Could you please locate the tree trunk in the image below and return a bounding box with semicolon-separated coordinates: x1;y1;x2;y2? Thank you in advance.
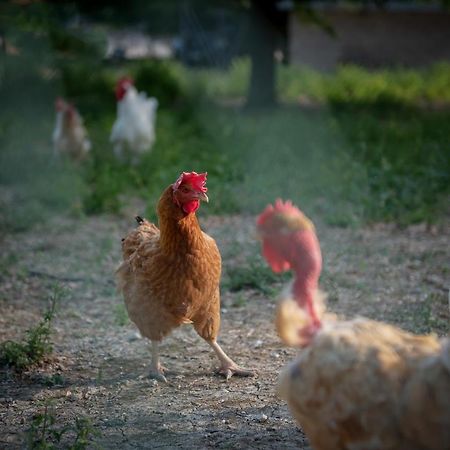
246;0;288;109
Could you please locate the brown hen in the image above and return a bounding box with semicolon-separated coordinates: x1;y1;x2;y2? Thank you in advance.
52;97;91;161
116;171;253;382
257;199;450;450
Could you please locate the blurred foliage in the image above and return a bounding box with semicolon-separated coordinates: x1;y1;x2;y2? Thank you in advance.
59;0;181;33
134;60;186;107
294;3;336;37
190;57;450;106
0;2;449;231
60;63;115;116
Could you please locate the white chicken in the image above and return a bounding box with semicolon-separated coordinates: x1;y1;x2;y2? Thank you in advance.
52;97;91;162
110;76;158;163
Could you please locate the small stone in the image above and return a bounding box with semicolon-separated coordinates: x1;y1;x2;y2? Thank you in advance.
127;331;141;342
259;414;268;423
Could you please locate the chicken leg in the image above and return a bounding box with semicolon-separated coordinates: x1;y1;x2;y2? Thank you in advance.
148;341;168;383
208;340;254;380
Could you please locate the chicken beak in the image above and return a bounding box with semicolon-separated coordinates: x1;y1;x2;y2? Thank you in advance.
197;191;209;203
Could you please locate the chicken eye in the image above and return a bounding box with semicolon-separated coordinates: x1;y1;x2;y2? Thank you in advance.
180;186;190;193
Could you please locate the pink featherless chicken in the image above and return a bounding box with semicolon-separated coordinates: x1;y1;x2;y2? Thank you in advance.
257;199;450;450
116;172;254;382
52;97;91;161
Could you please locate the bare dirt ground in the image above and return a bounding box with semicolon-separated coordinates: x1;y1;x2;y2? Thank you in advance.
0;212;449;449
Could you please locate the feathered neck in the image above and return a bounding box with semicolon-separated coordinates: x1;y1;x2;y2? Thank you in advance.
157;186;204;253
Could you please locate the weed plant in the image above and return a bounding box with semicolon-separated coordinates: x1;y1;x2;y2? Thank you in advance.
224;256;290;295
26;402;100;450
0;286;64;370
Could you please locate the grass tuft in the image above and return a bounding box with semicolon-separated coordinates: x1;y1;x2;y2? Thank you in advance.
224;257;290;295
26;402;100;450
0;286;65;371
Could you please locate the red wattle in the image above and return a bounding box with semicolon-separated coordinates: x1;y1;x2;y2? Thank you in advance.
263;241;291;273
182;200;200;214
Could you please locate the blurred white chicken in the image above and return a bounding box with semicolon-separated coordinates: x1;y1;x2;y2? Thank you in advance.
110;76;158;163
52;97;91;162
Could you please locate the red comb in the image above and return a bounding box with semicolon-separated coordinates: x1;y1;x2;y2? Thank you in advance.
257;199;302;226
173;172;208;192
115;76;134;100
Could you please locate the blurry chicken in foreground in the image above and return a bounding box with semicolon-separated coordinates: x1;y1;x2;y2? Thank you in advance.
110;76;158;163
116;172;253;382
257;199;450;450
52;97;91;162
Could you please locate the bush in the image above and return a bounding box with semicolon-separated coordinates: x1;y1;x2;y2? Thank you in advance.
133;60;186;108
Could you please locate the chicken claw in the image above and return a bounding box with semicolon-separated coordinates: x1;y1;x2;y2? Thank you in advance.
209;340;254;380
148;367;168;383
216;364;255;381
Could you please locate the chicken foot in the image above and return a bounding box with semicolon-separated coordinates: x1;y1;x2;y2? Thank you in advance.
208;340;254;380
148;341;168;383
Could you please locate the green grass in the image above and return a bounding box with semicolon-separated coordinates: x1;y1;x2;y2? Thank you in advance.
407;292;449;334
83;100;449;226
41;373;65;387
114;302;129;327
189;58;450;106
0;24;449;230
